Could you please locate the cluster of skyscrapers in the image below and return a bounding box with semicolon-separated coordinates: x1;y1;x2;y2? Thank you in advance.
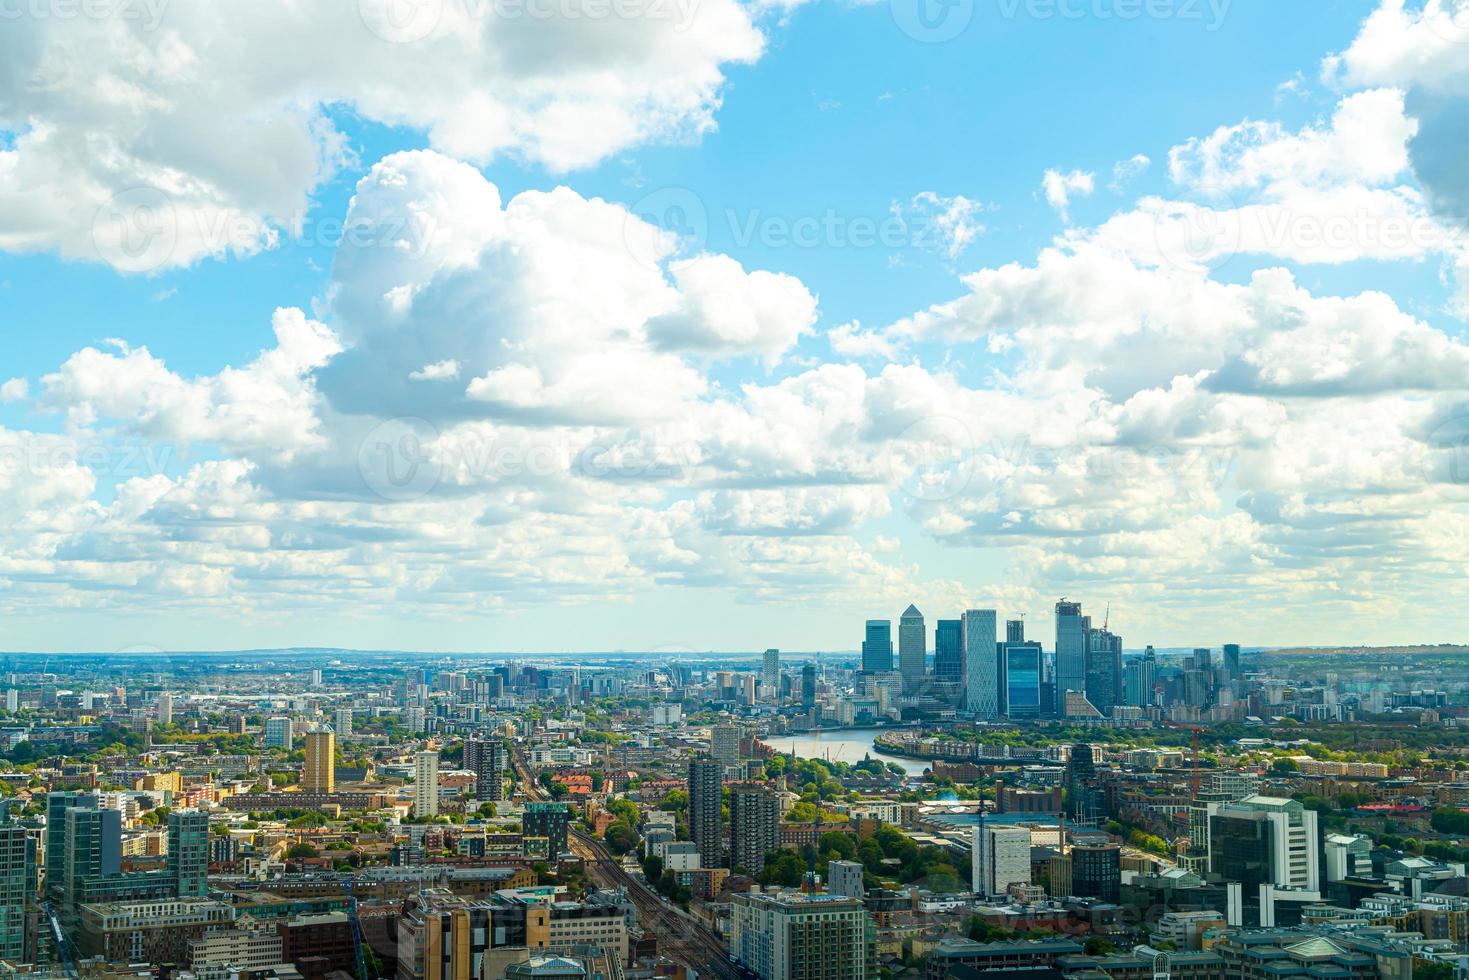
860;599;1128;720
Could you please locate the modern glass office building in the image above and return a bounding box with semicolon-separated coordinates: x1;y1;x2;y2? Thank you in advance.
861;620;893;672
934;620;963;684
1001;642;1043;718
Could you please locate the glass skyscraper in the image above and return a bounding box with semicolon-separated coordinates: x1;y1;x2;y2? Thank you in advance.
1054;600;1086;711
1001;642;1043;718
961;609;998;719
0;808;30;961
861;620;893;673
168;810;209;898
897;605;925;692
934;620;963;684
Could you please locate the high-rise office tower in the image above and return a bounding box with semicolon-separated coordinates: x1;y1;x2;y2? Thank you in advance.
1000;640;1043;718
729;784;780;874
730;892;877;980
264;716;293;750
898;604;926;693
1084;626;1123;716
1065;744;1101;823
762;649;780;701
0;808;27;962
168;810;208;898
961;609;998;719
688;757;724;869
1123;646;1158;707
464;737;506;802
1223;643;1241;682
45;791;89;905
333;707;353;737
934;620;963;684
801;663;817;708
1006;619;1025;644
1207;795;1320;895
303;729;335;793
861;620;893;673
156;691;172;726
57;805;122;928
711;724;741;770
413;751;439;818
972;820;1031;897
1054;600;1086;710
523;802;572;861
1071;843;1121;903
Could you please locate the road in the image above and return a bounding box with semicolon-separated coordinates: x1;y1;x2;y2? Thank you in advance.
512;747;743;979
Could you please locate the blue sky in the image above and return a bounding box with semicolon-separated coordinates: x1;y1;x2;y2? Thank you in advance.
3;0;1469;652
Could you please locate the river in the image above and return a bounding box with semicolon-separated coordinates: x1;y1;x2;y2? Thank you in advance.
776;727;929;777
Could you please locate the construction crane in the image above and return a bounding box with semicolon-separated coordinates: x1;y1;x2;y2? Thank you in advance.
344;879;368;980
1164;720;1207;798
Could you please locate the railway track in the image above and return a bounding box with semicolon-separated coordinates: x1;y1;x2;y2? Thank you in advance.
570;827;742;980
512;747;743;978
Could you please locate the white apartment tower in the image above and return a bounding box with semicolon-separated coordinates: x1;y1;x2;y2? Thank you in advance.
414;751;440;818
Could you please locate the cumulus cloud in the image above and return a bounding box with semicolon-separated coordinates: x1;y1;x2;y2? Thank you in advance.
1041;169;1095;222
0;0;765;270
11;49;1469;642
905;192;986;259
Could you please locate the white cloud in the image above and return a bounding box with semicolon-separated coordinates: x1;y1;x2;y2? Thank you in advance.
0;1;766;271
0;379;27;403
410;360;462;382
646;254;818;366
39;307;340;462
1041;169;1095;222
1110;154;1151;193
1168;88;1415;193
906;192;986;259
11;103;1469;641
828;321;900;361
